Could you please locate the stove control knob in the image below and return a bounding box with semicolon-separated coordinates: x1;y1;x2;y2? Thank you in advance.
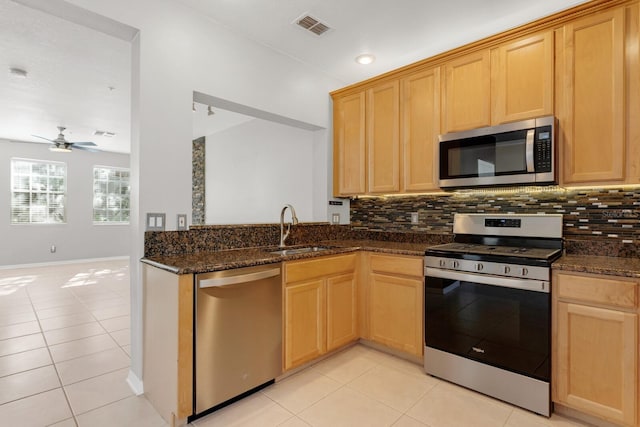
521;267;529;276
439;259;446;267
504;266;511;274
475;263;483;271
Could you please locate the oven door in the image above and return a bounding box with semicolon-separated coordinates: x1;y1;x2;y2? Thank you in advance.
424;267;550;382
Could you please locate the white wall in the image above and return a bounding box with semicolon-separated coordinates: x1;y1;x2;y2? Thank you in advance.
0;139;130;266
57;0;345;392
205;119;318;224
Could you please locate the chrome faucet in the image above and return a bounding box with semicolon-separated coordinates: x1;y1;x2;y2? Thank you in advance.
279;204;299;248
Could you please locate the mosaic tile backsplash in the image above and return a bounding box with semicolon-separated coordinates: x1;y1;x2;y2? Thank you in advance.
350;186;639;257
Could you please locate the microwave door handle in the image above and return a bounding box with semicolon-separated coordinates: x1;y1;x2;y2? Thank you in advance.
525;129;535;172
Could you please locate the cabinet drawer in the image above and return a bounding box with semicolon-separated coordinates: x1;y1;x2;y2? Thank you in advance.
369;254;423;277
285;254;356;284
554;271;638;309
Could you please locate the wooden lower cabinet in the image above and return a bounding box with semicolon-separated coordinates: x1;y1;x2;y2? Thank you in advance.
553;270;639;427
365;253;424;358
284;279;325;369
283;254;358;370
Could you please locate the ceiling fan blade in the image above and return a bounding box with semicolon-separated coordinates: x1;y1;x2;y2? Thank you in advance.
71;141;97;146
31;134;56;143
72;145;100;152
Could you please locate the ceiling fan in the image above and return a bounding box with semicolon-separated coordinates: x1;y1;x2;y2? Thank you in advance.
32;126;98;152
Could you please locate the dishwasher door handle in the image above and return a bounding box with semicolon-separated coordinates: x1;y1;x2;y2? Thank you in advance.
198;267;281;288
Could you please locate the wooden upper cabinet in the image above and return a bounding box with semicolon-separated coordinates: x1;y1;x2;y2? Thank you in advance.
558;7;625;184
442;50;491;133
333;91;366;196
401;67;441;192
367;81;400;193
491;31;554;124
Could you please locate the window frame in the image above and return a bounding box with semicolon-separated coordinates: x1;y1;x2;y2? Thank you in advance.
92;165;131;225
10;158;68;225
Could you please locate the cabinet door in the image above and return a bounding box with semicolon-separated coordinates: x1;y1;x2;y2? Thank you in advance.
369;272;423;357
367;81;400;193
284;280;325;370
491;31;553;124
559;8;625;184
333;91;366;196
442;50;491;133
555;301;637;426
401;68;441;192
326;273;358;351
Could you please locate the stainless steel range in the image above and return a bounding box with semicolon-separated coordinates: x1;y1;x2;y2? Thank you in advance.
424;213;563;416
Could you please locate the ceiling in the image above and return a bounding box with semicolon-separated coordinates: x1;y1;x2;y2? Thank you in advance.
176;0;590;83
0;0;131;153
2;0;591;154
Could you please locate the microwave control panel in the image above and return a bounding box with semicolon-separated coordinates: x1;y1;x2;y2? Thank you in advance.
534;125;553;172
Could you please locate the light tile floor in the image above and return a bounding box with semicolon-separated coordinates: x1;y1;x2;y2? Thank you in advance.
0;260;592;427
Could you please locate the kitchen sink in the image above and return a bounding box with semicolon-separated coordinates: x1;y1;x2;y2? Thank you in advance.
269;246;332;256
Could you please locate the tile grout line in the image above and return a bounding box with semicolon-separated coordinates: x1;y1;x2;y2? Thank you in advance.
26;274;84;427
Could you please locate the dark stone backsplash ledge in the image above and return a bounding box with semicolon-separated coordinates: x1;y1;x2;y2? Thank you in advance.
144;223;451;258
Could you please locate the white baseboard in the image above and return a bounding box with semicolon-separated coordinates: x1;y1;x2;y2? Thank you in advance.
127;369;144;396
0;255;129;270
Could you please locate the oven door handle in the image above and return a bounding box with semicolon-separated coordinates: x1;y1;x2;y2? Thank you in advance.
425;268;549;293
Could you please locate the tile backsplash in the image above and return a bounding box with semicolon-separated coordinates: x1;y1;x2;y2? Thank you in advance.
350;186;639;256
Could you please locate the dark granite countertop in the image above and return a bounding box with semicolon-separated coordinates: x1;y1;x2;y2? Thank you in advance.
553;254;640;279
141;239;432;275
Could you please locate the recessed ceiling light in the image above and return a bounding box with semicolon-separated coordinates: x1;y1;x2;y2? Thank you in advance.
355;54;375;65
8;67;28;78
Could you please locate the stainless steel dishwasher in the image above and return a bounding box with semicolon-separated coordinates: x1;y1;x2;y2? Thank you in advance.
193;264;282;418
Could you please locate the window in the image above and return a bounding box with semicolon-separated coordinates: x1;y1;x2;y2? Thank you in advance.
11;159;67;224
93;166;130;223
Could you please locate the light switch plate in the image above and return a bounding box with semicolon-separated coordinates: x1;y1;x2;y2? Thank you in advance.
332;213;340;224
146;213;166;231
411;212;419;224
177;214;187;231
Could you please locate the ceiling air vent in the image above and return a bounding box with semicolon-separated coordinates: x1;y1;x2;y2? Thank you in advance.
294;13;331;36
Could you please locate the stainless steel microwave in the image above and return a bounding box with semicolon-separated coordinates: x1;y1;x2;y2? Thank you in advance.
438;116;556;189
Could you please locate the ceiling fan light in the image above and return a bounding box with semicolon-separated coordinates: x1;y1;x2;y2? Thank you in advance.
49;145;72;153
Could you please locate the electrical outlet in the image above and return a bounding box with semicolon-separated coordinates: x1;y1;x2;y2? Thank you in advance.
411;212;419;224
146;213;166;231
332;213;340;224
177;214;187;231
